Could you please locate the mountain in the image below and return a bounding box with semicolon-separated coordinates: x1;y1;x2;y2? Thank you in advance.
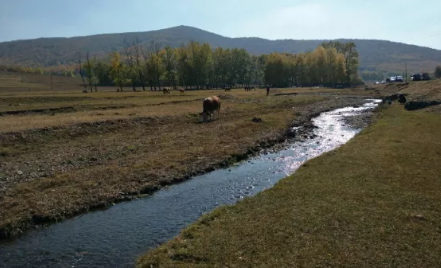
1;25;440;76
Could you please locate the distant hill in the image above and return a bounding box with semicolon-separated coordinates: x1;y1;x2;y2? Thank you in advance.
1;25;440;76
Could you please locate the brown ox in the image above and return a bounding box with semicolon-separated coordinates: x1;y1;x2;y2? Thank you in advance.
163;88;170;94
179;88;185;94
201;96;221;122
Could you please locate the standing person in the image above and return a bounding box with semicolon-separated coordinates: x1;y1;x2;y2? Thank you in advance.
266;86;270;96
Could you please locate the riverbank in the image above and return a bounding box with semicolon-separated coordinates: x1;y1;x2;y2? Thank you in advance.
138;104;441;267
0;92;370;239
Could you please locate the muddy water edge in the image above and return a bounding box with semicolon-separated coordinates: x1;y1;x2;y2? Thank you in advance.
0;98;381;268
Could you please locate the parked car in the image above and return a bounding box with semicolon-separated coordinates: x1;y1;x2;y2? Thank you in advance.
381;80;386;84
390;76;396;82
396;76;404;82
411;73;430;81
375;81;380;85
422;73;431;80
411;74;422;81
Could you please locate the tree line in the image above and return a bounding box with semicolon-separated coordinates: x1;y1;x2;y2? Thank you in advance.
76;40;362;92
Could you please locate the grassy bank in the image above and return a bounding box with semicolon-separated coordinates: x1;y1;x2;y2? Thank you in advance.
138;104;441;267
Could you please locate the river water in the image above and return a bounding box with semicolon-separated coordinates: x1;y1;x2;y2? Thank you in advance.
0;100;381;268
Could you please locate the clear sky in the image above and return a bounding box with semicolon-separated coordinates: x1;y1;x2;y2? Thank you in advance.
1;0;440;49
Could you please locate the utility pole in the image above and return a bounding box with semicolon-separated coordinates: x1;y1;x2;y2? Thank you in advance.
405;63;408;83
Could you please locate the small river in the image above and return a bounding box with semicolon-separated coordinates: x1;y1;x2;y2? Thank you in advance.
0;100;381;268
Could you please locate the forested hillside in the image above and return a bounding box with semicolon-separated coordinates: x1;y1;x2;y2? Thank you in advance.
1;25;440;79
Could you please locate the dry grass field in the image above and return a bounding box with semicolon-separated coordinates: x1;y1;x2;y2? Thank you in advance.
2;72;347;238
